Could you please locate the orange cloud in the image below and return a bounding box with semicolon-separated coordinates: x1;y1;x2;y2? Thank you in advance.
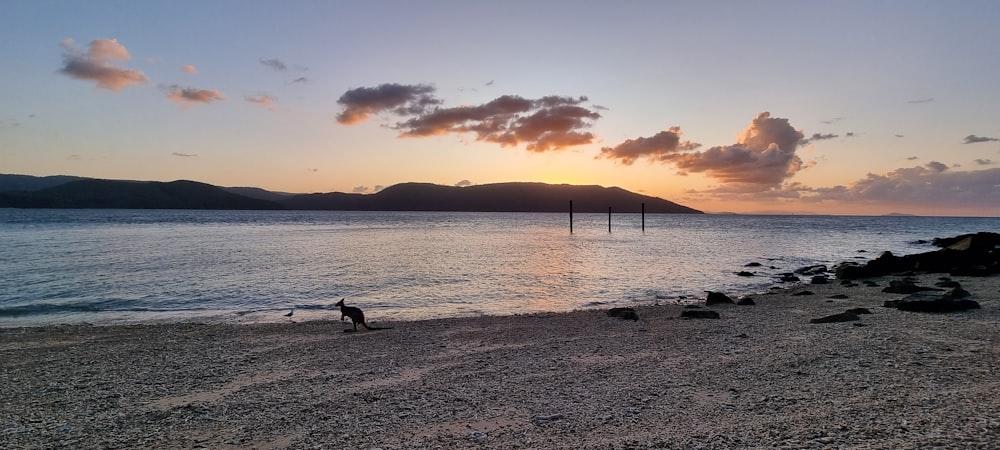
597;127;701;164
182;64;198;74
59;38;148;91
245;94;278;111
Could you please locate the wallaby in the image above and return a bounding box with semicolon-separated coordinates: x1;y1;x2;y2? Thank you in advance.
335;299;392;332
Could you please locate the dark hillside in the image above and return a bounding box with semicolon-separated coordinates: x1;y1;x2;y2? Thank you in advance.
280;182;702;213
0;179;284;210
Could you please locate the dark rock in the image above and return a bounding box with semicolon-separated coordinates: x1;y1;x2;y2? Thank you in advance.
885;286;978;312
845;307;873;315
684;305;702;309
829;294;849;299
810;276;830;285
737;271;755;277
835;263;866;279
795;265;829;276
777;273;800;283
886;293;981;313
934;279;961;288
810;311;860;324
863;280;879;287
745;262;763;267
945;286;971;299
951;265;993;277
736;297;756;306
681;310;720;319
882;279;943;294
607;307;639;321
705;291;735;306
792;290;815;296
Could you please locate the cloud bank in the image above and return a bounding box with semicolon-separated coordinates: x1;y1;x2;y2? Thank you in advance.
602;112;805;190
59;38;148;91
804;164;1000;209
336;83;602;152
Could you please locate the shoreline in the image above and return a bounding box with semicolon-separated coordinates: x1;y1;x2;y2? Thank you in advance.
2;272;998;448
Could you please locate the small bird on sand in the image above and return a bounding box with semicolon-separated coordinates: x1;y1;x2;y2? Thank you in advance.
284;309;294;317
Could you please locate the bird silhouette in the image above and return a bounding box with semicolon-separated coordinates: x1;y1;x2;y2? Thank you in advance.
284;309;294;317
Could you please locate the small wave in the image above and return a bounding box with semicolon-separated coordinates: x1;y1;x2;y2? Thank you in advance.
0;300;215;318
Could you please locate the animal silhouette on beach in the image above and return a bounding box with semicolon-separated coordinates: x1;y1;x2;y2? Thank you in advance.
335;299;392;332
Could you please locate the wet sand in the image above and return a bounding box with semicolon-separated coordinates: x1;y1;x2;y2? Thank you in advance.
2;273;999;449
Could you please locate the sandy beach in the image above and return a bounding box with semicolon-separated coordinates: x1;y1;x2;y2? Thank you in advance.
2;272;998;449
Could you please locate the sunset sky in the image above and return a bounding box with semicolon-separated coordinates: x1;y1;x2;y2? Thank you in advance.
2;1;999;216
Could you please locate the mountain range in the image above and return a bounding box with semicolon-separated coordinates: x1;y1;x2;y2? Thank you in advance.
0;174;703;214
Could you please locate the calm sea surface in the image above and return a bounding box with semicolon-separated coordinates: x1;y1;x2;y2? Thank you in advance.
1;209;997;326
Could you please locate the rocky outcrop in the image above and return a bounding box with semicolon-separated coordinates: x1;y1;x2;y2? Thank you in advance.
884;285;980;313
837;232;1000;279
705;291;735;306
607;307;639;321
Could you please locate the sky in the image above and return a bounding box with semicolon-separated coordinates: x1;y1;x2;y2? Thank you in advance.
2;0;999;216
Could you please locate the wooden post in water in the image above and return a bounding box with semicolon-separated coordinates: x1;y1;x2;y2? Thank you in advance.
641;202;645;232
608;206;612;233
569;200;574;234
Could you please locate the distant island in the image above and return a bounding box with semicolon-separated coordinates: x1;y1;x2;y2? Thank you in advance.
0;174;703;214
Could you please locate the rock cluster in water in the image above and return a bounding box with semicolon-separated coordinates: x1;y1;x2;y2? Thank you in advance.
836;232;1000;279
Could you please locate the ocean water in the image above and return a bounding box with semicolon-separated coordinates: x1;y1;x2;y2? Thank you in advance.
1;209;997;326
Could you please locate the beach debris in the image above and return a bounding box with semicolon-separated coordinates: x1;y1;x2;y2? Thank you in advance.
532;414;565;425
810;311;860;324
284;309;294;317
467;431;489;443
606;307;639;321
705;291;734;305
681;310;720;319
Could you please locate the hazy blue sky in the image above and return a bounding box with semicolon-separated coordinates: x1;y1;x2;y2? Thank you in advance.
2;0;999;215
